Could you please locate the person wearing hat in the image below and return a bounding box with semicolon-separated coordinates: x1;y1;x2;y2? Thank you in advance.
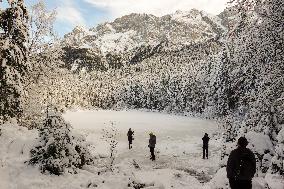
226;137;256;189
148;132;156;161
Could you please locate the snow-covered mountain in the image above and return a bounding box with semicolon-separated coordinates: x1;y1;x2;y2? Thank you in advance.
61;9;228;71
90;9;226;53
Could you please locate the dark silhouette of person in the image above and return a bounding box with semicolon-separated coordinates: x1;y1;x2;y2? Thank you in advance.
202;133;210;159
127;128;134;149
227;137;256;189
148;132;156;161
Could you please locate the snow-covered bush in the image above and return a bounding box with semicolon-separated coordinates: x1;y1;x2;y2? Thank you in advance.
29;113;93;175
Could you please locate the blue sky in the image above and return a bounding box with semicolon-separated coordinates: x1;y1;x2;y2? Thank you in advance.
28;0;111;36
1;0;228;36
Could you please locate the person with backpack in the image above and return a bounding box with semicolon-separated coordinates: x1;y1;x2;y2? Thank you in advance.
226;137;256;189
127;128;134;149
148;132;156;161
202;133;210;159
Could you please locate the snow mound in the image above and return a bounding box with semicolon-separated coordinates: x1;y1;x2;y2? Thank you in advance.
246;131;274;154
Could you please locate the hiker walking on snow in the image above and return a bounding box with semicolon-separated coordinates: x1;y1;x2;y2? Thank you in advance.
148;133;156;161
202;133;210;159
227;137;256;189
127;128;134;149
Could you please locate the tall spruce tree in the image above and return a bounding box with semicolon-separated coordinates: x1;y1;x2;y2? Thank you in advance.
0;0;29;122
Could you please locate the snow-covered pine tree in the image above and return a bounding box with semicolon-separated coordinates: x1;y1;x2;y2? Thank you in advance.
29;111;93;175
213;49;231;117
0;0;29;122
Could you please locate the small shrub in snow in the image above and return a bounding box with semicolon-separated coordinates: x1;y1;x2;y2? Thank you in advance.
102;122;118;171
29;113;93;175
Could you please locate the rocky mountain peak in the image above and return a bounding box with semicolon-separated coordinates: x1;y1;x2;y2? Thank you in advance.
74;9;225;53
61;8;229;72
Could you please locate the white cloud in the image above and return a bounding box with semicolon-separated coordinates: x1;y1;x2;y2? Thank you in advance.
84;0;229;19
56;0;86;27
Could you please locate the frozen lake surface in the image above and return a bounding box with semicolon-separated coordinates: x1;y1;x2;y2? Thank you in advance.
64;109;220;157
64;110;222;186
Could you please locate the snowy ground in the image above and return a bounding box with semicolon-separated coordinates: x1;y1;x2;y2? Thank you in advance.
0;110;282;189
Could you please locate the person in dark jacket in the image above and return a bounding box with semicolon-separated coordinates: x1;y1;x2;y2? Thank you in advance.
227;137;256;189
148;133;156;161
127;128;134;149
202;133;210;159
